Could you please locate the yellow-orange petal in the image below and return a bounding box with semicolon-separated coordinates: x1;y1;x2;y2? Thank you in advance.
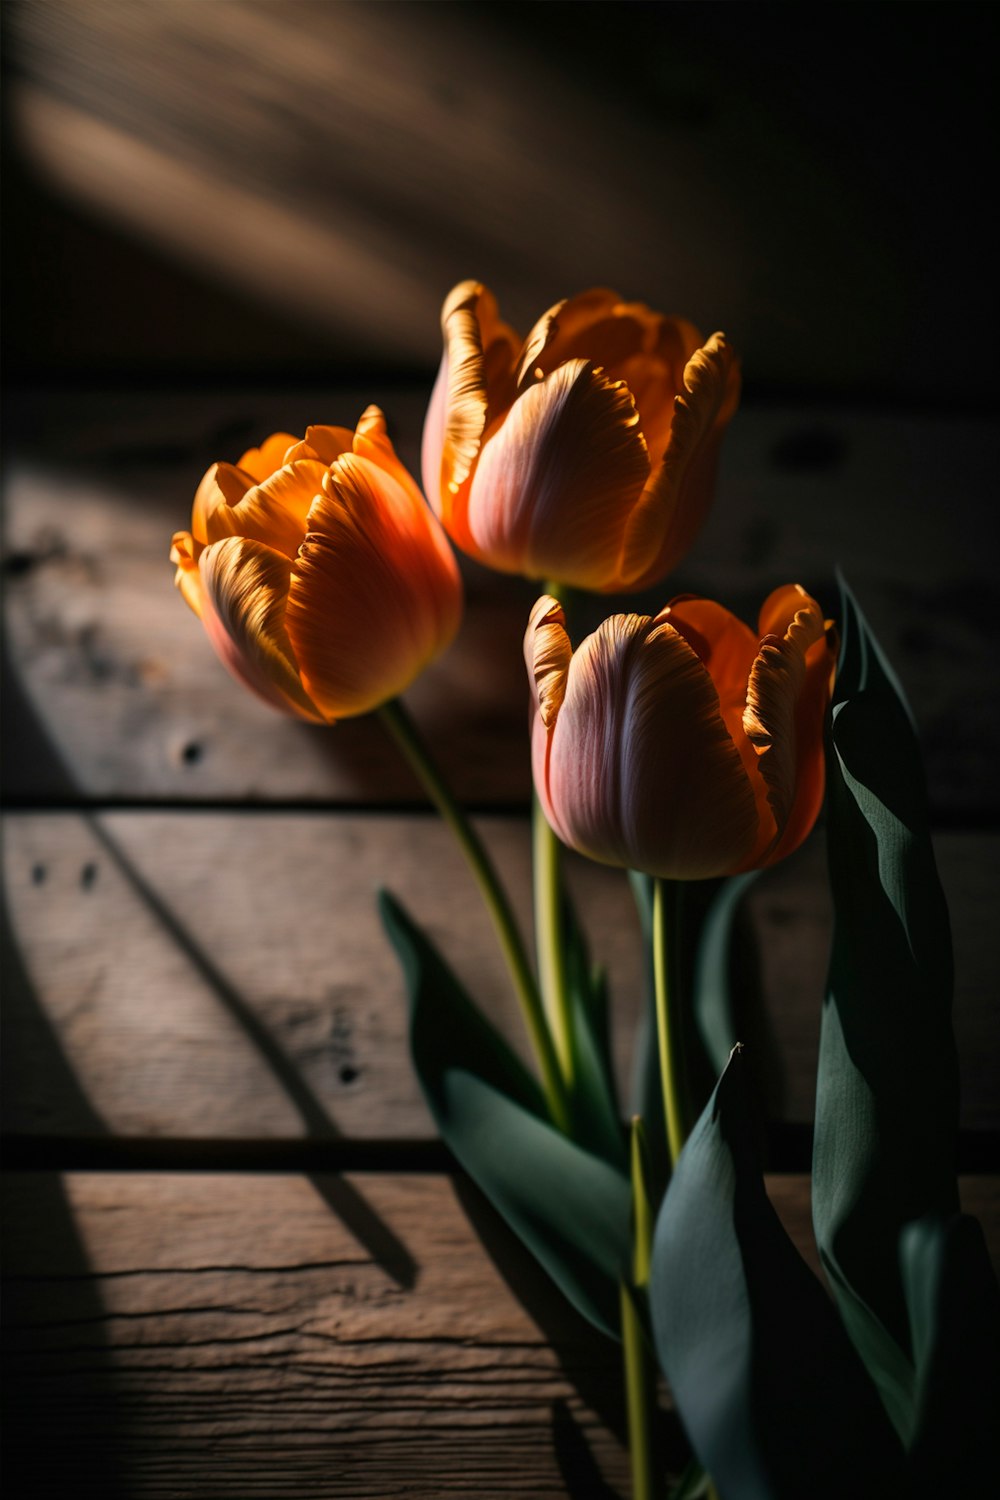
204;459;327;559
524;595;572;729
742;590;827;850
198;536;324;721
283;425;355;466
192;462;254;545
170;530;206;618
763;619;836;866
544;614;758;879
437;280;494;499
237;432;300;482
619;332;740;587
285;451;461;719
515;289;621;388
467;358;650;590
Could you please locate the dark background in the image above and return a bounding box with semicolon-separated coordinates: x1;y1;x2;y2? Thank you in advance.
3;1;995;405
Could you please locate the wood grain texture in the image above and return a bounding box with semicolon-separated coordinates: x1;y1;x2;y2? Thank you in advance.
9;0;983;398
3;813;996;1142
4;1171;996;1498
4;391;995;814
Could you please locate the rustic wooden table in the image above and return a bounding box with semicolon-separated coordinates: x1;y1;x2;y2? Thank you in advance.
2;386;997;1497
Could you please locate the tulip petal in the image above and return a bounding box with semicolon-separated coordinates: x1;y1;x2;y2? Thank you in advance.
282;425;355;466
285;452;461;719
662;594;775;851
198;536;323;721
524;595;572;729
192;462;254;545
515;289;621;387
204;459;327;560
619;332;741;587
237;432;299;482
743;590;828;857
170;529;206;618
543;615;758;880
467;359;650;590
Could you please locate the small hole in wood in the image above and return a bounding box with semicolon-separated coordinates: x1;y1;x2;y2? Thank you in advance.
32;864;47;885
181;741;203;765
80;863;98;890
339;1064;360;1086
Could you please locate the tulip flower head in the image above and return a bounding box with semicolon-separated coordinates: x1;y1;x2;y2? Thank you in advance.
171;408;462;721
526;587;836;880
423;281;740;593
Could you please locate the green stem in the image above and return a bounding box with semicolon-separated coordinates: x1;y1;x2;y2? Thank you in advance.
532;795;575;1087
378;698;569;1133
621;1282;656;1500
653;878;687;1167
622;1117;656;1500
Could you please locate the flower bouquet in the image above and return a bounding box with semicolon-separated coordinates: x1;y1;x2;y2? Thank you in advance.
171;283;997;1497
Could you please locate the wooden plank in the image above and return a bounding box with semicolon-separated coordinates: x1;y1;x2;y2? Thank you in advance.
4;391;995;813
4;813;996;1141
0;1171;634;1497
8;2;981;399
3;1171;997;1498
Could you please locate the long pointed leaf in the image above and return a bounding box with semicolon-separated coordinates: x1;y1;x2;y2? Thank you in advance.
650;1047;904;1500
813;579;959;1440
900;1214;1000;1492
381;891;630;1340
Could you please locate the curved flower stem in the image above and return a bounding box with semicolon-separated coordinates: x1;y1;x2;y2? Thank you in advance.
622;1117;656;1500
378;697;569;1133
532;795;575;1088
653;877;688;1167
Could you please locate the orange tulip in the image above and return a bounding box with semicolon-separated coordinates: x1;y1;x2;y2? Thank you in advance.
422;281;740;593
526;587;836;880
171;408;462;721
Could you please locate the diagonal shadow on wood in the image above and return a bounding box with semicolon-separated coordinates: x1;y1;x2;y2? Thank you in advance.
2;888;129;1496
454;1175;693;1492
85;815;417;1289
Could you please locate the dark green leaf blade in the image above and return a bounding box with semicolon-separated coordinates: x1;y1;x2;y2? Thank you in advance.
900;1214;1000;1493
650;1047;904;1500
561;882;627;1170
692;871;758;1075
380;890;630;1340
813;579;959;1440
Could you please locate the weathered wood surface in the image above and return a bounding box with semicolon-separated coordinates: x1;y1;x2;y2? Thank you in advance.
4;390;995;815
4;1171;997;1499
8;1;987;400
3;813;997;1142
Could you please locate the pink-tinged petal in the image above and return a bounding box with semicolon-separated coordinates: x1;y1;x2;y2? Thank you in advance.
170;530;206;618
544;616;758;879
204;459;327;559
619;332;741;587
192;462;254;545
524;595;572;728
467;359;650;589
283;425;355;465
285;452;461;719
237;432;300;482
198;536;324;721
741;593;827;861
421;350;449;518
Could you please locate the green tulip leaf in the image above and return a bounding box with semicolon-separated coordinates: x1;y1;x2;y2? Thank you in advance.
900;1214;1000;1492
561;882;627;1171
650;1047;904;1500
813;578;959;1441
692;871;759;1075
380;890;630;1340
